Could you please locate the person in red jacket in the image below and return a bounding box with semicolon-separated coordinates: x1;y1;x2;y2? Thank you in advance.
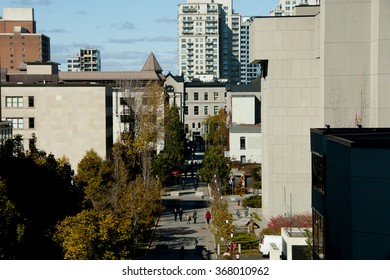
205;210;211;224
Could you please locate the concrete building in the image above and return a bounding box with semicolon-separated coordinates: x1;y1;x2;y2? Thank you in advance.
226;80;262;164
279;0;320;16
0;8;50;72
250;0;390;220
177;0;240;83
311;128;390;260
1;63;112;170
60;52;166;148
239;17;260;85
281;227;309;260
228;124;261;164
183;80;228;140
67;48;101;72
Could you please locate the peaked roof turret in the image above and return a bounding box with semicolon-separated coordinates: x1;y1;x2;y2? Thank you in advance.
142;52;163;74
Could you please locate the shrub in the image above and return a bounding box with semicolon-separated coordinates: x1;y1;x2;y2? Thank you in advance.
261;213;312;235
242;195;261;208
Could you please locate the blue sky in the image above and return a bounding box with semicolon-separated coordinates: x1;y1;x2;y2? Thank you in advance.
1;0;278;74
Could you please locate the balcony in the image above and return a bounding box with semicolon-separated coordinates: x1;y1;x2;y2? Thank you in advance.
182;6;197;13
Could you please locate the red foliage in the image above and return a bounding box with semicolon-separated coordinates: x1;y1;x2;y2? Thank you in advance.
263;213;312;235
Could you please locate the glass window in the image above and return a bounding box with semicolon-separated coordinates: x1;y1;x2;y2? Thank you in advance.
194;92;199;101
6;97;23;108
240;137;246;150
184;106;188;115
204;92;208;101
6;118;24;129
204;105;208;115
312;153;326;194
194;106;199;115
313;209;325;260
214;106;219;115
214;92;219;101
29;118;35;129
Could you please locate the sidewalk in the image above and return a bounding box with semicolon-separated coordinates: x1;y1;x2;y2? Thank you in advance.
143;180;217;260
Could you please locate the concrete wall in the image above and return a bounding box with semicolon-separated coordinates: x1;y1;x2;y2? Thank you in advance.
229;130;261;164
231;95;256;124
250;14;320;220
2;85;112;170
250;0;390;221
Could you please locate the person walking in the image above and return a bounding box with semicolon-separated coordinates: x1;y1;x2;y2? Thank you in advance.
205;210;211;224
193;210;198;224
174;207;178;221
179;208;183;221
186;212;191;224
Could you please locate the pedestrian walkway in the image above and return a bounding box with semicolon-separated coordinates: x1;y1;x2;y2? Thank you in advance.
143;180;216;260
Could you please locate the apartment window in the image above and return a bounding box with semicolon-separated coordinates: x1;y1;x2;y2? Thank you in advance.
214;106;219;115
6;118;24;129
198;122;201;129
194;92;199;101
194;106;199;115
204;105;208;115
6;97;23;108
312;153;326;195
184;106;188;115
240;155;246;164
192;122;195;129
28;96;34;107
29;118;35;129
204;92;208;101
214;92;219;101
240;137;246;150
313;210;325;260
119;97;129;106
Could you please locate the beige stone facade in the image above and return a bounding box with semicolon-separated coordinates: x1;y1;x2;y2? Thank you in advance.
250;0;390;220
1;84;112;170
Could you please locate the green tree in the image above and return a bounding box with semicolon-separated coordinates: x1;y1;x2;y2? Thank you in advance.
0;180;26;259
204;109;228;148
153;105;185;183
199;145;230;187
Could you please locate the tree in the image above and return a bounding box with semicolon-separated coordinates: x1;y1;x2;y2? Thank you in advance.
204;109;228;148
0;135;81;259
0;180;26;259
152;105;185;183
199;145;230;187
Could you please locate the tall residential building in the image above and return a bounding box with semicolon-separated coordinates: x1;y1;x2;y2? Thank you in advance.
279;0;320;16
178;0;241;83
250;1;390;221
67;48;101;72
239;17;260;84
0;8;50;72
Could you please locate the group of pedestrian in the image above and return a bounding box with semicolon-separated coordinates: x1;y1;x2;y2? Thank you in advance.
173;206;211;225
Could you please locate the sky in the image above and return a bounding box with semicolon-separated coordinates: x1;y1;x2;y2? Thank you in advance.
0;0;279;74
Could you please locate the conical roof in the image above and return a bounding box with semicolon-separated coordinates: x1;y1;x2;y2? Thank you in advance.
142;52;163;73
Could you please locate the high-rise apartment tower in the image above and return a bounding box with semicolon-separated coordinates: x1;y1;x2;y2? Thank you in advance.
178;0;241;83
67;48;101;72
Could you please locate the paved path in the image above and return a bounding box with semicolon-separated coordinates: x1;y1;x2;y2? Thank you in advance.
143;181;216;260
142;177;265;260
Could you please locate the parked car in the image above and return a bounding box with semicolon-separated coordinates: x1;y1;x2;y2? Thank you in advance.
259;235;282;257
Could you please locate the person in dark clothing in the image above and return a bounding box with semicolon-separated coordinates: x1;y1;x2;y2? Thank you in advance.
179;208;184;221
174;207;178;221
